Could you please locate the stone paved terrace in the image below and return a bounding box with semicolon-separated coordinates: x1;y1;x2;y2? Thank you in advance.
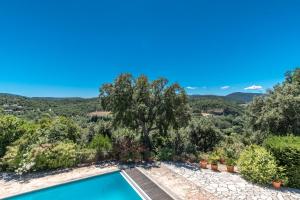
163;162;300;200
139;164;218;200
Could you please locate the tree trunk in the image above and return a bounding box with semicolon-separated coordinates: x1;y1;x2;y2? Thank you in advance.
141;126;151;160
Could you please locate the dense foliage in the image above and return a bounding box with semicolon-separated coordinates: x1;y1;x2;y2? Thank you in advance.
247;68;300;136
264;136;300;188
0;115;29;157
0;69;299;189
237;145;277;184
100;74;190;158
187;118;222;152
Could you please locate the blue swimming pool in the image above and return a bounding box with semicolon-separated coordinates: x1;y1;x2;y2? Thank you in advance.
6;171;142;200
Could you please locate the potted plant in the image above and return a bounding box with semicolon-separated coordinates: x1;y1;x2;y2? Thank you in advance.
198;152;209;169
225;158;236;173
208;151;220;171
215;147;226;164
272;167;287;189
224;147;237;173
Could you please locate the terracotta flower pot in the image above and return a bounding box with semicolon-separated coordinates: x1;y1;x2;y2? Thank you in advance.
226;165;234;173
272;181;281;189
200;160;208;169
211;164;218;171
220;158;225;164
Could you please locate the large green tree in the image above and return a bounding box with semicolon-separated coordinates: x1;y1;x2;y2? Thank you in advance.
99;74;190;154
247;68;300;135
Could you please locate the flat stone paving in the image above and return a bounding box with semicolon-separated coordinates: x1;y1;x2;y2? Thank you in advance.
140;164;218;200
164;162;300;200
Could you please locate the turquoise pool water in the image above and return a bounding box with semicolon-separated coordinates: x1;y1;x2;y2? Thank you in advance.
6;172;142;200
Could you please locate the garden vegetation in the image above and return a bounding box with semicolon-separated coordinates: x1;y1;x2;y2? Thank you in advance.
0;68;299;189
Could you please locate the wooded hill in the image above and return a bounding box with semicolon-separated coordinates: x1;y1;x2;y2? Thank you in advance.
0;92;263;119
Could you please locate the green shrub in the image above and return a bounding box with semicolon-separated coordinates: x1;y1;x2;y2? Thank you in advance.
0;115;29;157
187;118;223;152
33;142;77;170
156;147;174;161
76;148;97;164
237;145;277;185
1;145;22;171
90;134;112;160
264;136;300;188
112;128;141;162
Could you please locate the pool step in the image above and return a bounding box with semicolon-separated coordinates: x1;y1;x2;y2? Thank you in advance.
123;167;174;200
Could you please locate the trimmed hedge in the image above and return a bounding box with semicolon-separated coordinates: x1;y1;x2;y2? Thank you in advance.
264;136;300;188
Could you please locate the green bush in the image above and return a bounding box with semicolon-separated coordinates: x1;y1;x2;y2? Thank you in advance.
76;148;97;164
1;145;22;171
264;136;300;188
237;145;277;185
187;118;223;152
0;115;29;157
156;147;174;161
90;134;112;159
33;142;77;170
112;128;142;162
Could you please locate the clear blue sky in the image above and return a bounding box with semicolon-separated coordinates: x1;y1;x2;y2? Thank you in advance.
0;0;299;97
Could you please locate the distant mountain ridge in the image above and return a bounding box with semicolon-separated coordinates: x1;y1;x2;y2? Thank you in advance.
0;92;264;103
0;93;101;119
189;92;264;104
0;92;264;118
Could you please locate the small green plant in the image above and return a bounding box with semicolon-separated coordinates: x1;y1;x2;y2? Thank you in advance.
215;147;225;159
273;166;288;184
198;152;209;161
208;151;220;165
225;147;238;166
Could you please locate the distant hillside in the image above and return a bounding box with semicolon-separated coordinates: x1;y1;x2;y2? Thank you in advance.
189;92;264;104
188;92;264;116
0;92;264;119
225;92;264;103
0;93;102;119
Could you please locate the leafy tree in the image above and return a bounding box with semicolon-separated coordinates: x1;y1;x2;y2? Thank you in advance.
100;74;190;156
247;68;300;135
